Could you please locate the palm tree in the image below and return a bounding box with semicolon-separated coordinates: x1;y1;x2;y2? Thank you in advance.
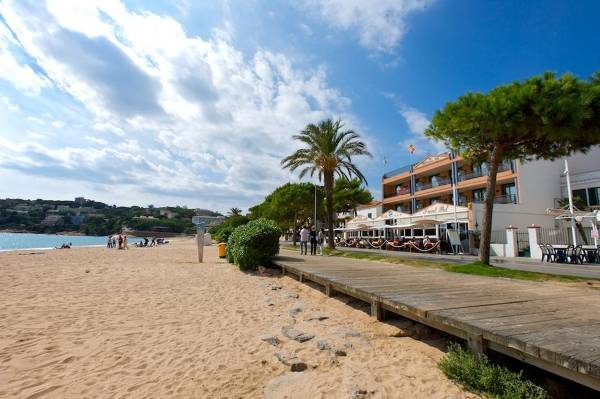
281;119;372;248
228;207;242;217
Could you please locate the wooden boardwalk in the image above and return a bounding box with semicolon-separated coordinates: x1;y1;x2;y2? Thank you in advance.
273;252;600;391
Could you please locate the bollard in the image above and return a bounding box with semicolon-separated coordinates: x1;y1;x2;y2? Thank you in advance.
196;225;205;263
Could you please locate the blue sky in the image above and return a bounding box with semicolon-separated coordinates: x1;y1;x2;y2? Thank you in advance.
1;0;599;212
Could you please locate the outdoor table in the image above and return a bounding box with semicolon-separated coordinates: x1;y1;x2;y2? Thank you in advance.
550;245;598;264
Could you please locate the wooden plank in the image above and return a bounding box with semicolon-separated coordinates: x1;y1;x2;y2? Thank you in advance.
272;254;600;390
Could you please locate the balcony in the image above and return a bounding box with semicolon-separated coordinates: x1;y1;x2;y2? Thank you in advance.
471;194;518;205
458;162;512;182
383;165;411;179
415;177;451;192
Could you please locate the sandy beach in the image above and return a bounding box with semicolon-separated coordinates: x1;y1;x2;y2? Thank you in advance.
0;239;475;398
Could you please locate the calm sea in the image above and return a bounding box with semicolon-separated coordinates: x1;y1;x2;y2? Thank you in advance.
0;232;140;251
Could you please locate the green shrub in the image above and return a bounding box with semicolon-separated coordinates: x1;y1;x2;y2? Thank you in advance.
438;343;548;399
226;218;281;270
211;215;249;242
226;227;238;263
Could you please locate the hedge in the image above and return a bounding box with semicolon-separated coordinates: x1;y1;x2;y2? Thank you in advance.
226;218;281;270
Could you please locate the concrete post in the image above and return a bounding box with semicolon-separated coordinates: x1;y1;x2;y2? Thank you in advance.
505;226;518;258
528;225;542;260
196;229;204;263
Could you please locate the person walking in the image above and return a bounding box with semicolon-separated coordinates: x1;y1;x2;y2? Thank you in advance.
107;235;112;248
317;228;325;255
310;226;317;255
299;226;310;255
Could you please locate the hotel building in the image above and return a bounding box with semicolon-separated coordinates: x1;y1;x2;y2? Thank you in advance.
381;147;600;232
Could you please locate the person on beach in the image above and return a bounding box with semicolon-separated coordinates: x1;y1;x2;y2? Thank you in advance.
107;235;112;248
118;234;123;249
299;226;309;255
310;226;317;255
112;236;117;248
318;228;325;256
123;234;128;249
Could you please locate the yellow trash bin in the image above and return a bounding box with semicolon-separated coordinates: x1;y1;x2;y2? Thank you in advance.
218;243;227;258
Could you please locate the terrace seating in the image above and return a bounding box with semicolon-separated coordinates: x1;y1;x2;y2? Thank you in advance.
539;244;553;263
571;245;586;264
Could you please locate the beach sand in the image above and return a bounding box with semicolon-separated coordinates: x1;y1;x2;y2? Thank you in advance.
0;239;475;398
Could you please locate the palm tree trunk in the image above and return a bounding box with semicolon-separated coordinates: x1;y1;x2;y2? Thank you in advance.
479;145;504;264
324;171;335;249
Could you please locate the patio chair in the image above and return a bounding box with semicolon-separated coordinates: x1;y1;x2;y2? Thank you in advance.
547;245;561;263
564;245;574;263
570;245;585;264
540;244;555;263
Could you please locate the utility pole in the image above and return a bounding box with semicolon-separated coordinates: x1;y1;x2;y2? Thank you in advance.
314;184;317;229
564;159;578;246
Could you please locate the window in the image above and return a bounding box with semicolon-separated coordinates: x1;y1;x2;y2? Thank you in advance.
473;163;488;177
588;187;600;206
472;188;486;202
502;183;517;203
572;189;588;205
367;213;372;219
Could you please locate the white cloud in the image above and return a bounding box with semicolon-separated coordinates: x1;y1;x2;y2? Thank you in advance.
1;96;20;112
299;0;434;52
399;106;445;155
0;0;357;211
0;23;51;94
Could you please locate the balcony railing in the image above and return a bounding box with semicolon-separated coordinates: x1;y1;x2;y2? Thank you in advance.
415;177;451;192
383;165;412;179
471;194;517;204
384;186;410;199
457;162;512;182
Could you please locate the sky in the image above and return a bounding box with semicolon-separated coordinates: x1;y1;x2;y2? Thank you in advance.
1;0;599;212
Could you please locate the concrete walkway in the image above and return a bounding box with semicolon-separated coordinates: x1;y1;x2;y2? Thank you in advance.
335;247;600;279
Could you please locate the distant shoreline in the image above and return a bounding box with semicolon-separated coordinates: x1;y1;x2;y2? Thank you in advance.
0;229;90;236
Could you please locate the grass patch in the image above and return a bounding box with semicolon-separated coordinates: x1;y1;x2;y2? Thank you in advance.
438;343;548;399
279;243;594;282
444;261;586;282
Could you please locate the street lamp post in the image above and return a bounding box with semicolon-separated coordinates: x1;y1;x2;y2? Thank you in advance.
564;159;578;246
314;184;317;230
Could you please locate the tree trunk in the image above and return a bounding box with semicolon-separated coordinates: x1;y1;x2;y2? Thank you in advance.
479;145;504;265
292;210;298;246
324;171;335;249
576;222;589;245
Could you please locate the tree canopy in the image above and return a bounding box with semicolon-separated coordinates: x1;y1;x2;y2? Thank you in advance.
281;119;372;247
332;177;373;214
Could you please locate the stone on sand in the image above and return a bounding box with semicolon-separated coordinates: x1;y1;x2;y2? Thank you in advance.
303;313;329;322
275;352;307;372
282;326;314;343
260;334;280;346
288;302;304;317
336;328;360;338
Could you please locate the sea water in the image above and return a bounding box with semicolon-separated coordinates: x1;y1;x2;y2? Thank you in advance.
0;232;140;251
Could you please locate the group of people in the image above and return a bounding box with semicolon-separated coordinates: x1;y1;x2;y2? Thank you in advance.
107;234;128;250
298;226;325;255
134;237;168;247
